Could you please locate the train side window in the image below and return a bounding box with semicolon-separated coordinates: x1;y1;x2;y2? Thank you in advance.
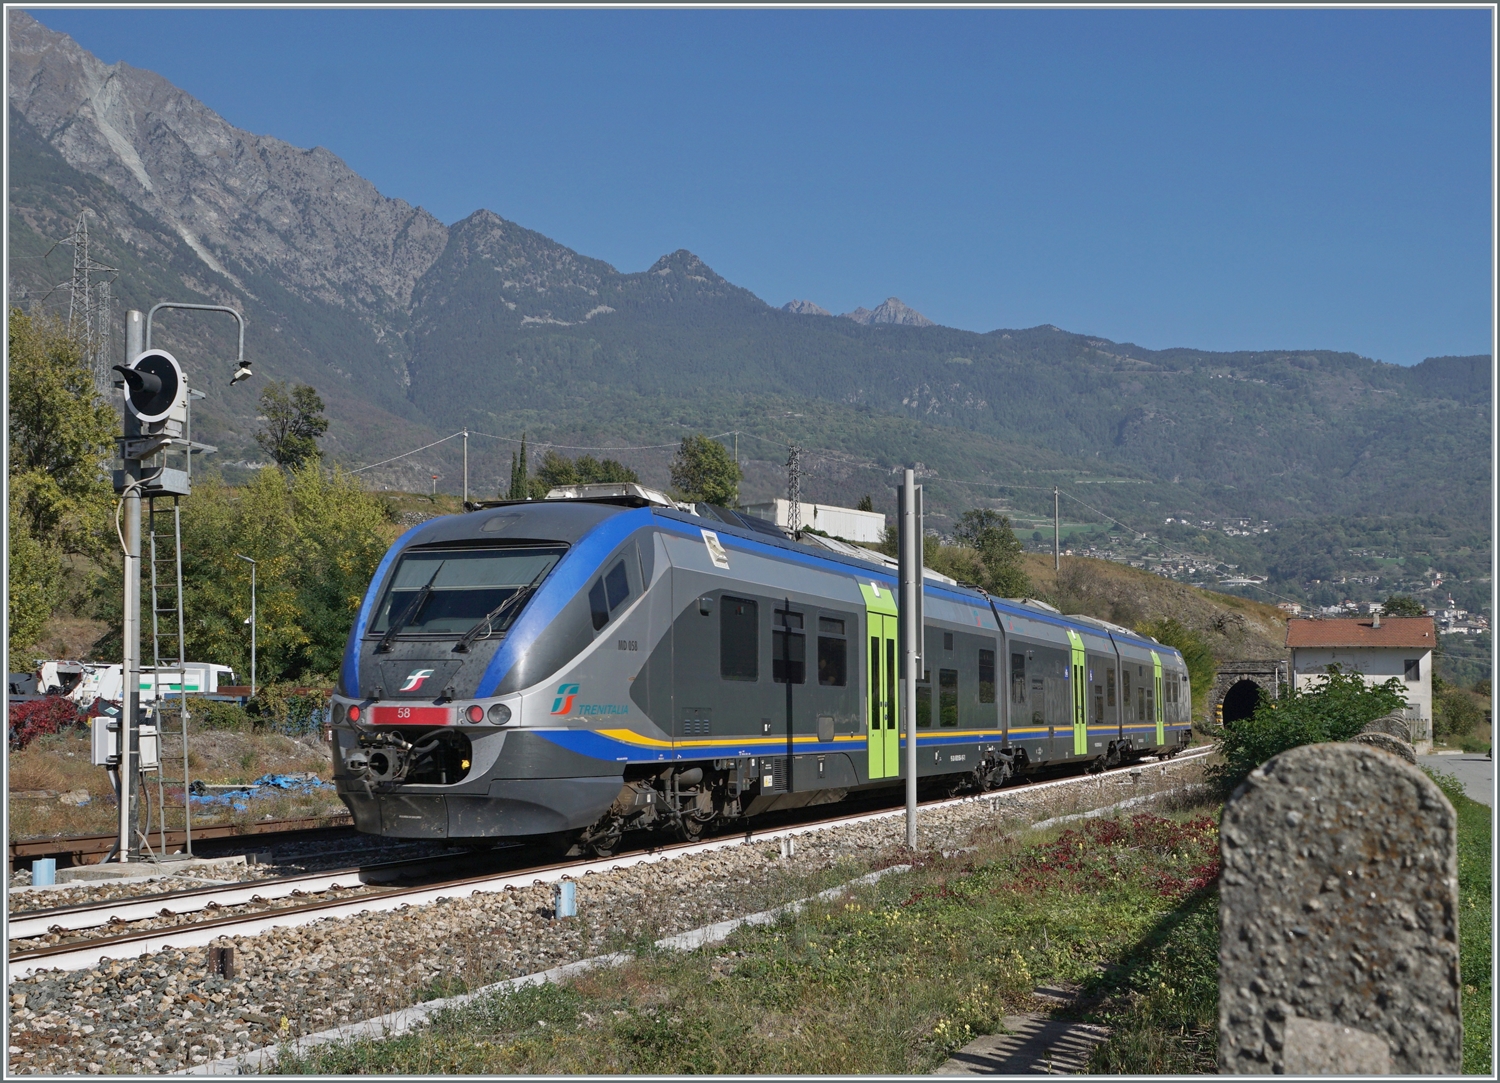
917;669;932;728
943;631;954;651
818;634;847;686
939;669;959;727
720;596;759;681
773;609;806;684
978;649;996;704
1122;670;1132;719
588;580;610;631
1011;653;1026;703
604;560;630;612
1094;683;1104;722
1106;668;1116;707
818;616;845;634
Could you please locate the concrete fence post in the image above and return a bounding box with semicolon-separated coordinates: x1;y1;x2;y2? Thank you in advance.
1218;741;1462;1074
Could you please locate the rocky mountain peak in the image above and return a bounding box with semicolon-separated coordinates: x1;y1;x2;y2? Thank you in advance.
842;297;935;327
7;9;448;314
782;299;832;316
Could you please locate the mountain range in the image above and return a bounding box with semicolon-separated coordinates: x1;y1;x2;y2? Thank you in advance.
6;10;1491;563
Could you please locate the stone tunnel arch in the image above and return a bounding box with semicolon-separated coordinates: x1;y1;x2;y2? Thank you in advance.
1209;660;1289;728
1221;679;1265;725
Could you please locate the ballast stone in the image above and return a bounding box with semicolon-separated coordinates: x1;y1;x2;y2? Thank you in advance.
1217;742;1461;1074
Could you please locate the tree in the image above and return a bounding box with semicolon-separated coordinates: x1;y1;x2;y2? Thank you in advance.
507;434;550;499
857;494;874;513
1208;664;1408;795
254;381;328;469
1136;617;1216;717
7;309;114;658
952;509;1030;598
96;463;395;683
6;308;115;551
669;434;741;506
535;450;639;490
954;509;1005;547
1381;594;1426;617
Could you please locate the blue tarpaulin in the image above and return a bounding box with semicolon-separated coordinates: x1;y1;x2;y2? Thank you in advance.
187;773;333;809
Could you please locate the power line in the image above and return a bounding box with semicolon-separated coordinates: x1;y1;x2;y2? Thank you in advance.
346;431;465;474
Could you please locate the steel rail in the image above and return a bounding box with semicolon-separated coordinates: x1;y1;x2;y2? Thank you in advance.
10;747;1209;977
8;846;518;940
8;814;355;867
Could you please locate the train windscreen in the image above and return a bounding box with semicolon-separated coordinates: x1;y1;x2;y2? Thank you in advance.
370;547;566;636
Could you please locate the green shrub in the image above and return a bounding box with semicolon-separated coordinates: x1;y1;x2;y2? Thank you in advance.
246;680;331;735
1209;665;1408;796
1434;686;1484;741
1135;617;1217;718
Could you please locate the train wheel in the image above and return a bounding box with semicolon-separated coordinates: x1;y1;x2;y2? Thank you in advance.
675;815;706;842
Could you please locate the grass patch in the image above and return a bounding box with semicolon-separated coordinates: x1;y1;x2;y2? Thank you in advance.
1427;768;1494;1075
274;806;1224;1075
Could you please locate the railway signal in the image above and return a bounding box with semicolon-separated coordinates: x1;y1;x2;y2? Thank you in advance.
109;302;247;864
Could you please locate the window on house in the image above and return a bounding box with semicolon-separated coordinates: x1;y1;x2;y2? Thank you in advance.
720;596;758;681
1404;658;1421;682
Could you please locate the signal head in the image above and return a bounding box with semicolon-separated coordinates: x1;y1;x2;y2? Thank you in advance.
118;349;185;424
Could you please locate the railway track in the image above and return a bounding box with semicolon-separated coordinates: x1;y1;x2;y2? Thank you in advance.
7;814;356;871
8;748;1210;978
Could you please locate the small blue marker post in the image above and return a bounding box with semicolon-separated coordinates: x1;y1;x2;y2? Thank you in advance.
32;858;56;886
554;879;576;919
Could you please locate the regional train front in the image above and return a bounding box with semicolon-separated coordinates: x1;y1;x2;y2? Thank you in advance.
326;497;652;845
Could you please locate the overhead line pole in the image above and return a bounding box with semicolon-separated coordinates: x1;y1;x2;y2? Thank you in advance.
898;468;922;850
1054;486;1061;571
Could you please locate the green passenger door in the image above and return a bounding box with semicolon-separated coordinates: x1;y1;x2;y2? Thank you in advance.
1151;650;1164;745
860;582;900;780
1066;630;1087;755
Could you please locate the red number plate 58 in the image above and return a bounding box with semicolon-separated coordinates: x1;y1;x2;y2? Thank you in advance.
372;705;453;726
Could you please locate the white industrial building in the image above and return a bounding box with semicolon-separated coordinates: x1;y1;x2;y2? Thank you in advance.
740;499;886;544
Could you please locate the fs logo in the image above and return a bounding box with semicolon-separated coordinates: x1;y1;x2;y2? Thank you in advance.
399;668;436;693
551;683;580;715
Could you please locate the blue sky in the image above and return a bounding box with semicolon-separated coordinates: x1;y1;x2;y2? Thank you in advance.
27;7;1495;365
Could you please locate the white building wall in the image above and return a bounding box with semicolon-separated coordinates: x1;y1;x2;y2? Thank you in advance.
741;499;887;544
1290;646;1433;726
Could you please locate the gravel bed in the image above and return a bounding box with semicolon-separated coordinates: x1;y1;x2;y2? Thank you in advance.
7;758;1204;1075
9;870;267;912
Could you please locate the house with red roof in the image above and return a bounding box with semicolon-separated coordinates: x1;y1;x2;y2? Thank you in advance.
1285;615;1436;751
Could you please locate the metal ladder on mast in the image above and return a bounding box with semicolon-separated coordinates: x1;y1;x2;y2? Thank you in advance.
147;495;193;858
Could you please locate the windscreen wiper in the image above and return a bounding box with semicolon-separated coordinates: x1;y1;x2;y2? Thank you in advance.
452;570;546;653
375;564;443;654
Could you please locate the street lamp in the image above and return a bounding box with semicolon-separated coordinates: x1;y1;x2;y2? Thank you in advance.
235;554;256;697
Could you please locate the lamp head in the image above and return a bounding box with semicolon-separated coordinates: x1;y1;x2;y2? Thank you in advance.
230;361;253;386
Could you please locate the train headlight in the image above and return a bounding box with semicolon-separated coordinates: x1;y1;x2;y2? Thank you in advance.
465;704;485;724
487;702;512;726
332;702;347;725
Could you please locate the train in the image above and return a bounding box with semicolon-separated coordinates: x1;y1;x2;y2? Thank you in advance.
328;483;1192;856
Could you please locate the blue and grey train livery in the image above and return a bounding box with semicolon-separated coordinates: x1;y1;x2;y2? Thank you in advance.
328;486;1192;855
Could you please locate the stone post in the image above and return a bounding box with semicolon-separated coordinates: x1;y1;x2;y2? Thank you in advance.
1218;742;1462;1074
